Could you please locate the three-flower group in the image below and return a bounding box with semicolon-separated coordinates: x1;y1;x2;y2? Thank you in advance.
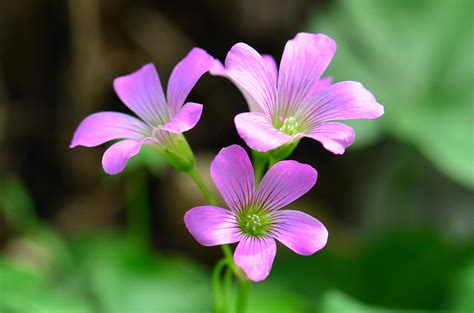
70;32;383;281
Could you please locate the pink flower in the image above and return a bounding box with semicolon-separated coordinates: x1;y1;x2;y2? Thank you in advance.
212;33;384;154
184;145;328;281
70;48;215;174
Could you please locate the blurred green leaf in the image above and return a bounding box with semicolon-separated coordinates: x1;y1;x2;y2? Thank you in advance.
354;229;459;308
270;228;465;310
72;233;211;313
0;260;93;313
0;175;37;230
17;225;76;276
310;0;474;188
449;249;474;311
249;283;312;313
72;232;312;313
320;290;432;313
320;290;383;313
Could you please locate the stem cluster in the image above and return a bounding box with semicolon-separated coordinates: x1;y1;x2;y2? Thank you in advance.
186;165;249;313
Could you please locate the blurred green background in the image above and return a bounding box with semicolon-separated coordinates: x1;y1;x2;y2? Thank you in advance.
0;0;473;312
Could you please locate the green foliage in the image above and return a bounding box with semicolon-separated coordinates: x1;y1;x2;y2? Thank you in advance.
310;0;474;188
320;290;378;313
0;260;93;313
71;233;212;313
270;229;466;310
248;283;311;313
0;175;37;230
320;290;432;313
449;249;474;311
0;227;471;313
71;233;309;313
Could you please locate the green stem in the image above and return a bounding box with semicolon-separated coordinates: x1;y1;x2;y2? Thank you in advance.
185;161;249;312
251;150;269;183
186;165;237;276
267;139;300;167
236;278;249;313
221;244;247;280
125;170;150;246
212;258;228;313
186;165;217;206
268;155;279;169
221;244;233;260
223;266;233;313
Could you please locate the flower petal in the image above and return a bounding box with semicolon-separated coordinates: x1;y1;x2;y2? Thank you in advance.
209;59;226;76
272;210;328;255
309;76;333;96
167;48;214;115
220;43;277;114
278;33;336;114
262;54;278;82
160;102;203;133
101;139;144;175
70;112;148;148
210;145;255;211
114;63;169;125
234;236;276;282
184;206;241;246
301;81;384;127
255;160;317;211
234;112;292;152
305;122;355;154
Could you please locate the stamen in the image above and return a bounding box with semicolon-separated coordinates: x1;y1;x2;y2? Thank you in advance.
238;210;273;237
278;116;300;135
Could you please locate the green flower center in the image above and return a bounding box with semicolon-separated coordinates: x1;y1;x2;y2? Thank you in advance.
277;116;300;135
238;209;273;237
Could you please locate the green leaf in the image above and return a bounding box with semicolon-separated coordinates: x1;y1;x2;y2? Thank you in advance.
449;249;474;311
320;290;432;313
270;229;465;310
72;233;211;313
309;0;474;188
0;175;37;230
249;283;312;313
72;232;313;313
0;260;93;313
320;290;379;313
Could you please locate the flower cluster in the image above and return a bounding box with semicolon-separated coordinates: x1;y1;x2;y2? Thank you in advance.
71;32;383;282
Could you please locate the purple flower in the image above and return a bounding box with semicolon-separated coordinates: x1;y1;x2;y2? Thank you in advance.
70;48;214;174
211;33;384;154
184;145;328;281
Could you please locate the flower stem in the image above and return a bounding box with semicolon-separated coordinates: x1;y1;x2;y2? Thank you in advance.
221;244;233;260
223;266;233;313
236;277;249;313
186;165;217;206
268;155;279;169
125;170;150;246
212;258;228;313
252;150;268;183
185;161;249;313
268;138;301;167
185;165;237;275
